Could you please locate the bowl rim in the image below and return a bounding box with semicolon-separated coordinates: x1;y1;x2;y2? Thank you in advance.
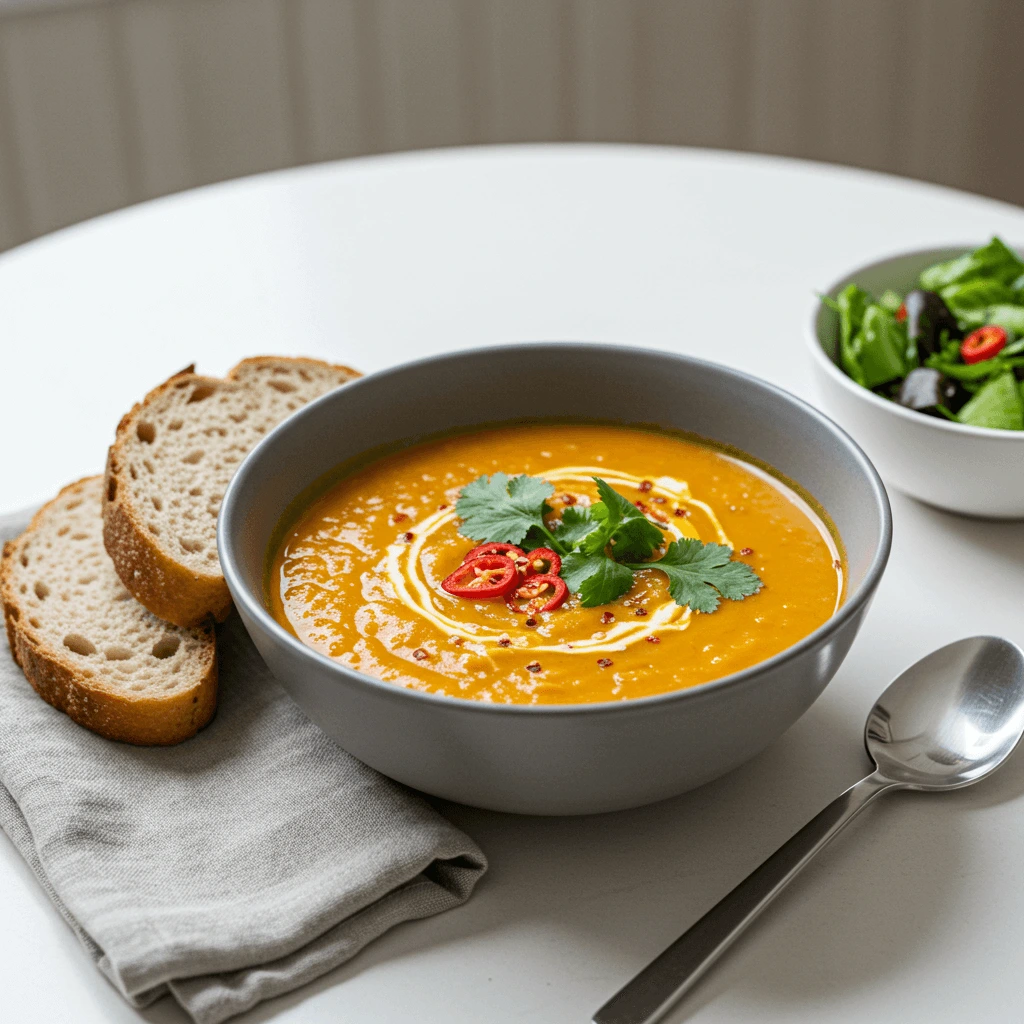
218;341;893;718
807;243;1024;442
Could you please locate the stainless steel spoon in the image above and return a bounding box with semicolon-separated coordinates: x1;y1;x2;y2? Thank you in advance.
594;635;1024;1024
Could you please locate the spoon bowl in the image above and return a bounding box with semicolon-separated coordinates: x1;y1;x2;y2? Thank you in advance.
866;636;1024;790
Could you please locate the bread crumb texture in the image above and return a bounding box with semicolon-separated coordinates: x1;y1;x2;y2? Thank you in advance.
2;477;217;744
104;357;360;626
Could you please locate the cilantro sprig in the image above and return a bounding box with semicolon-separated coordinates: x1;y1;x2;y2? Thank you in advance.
625;539;761;614
454;473;763;611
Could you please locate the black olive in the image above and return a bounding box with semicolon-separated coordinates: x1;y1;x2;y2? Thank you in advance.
942;377;970;413
896;367;963;414
904;289;961;358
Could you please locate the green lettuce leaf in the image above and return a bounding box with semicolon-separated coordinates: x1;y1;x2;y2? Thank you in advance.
925;356;1008;382
833;283;869;370
878;289;903;314
974;304;1024;336
957;372;1024;430
937;278;1019;325
920;237;1024;291
842;304;909;389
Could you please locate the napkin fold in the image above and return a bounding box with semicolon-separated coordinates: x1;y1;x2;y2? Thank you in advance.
0;509;486;1024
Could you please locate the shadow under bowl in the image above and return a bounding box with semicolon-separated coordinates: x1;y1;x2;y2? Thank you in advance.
808;246;1024;519
219;343;890;814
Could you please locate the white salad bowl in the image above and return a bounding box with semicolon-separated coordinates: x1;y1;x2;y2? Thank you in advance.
808;246;1024;519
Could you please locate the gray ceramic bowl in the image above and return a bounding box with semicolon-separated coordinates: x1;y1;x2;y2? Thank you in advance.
219;344;891;815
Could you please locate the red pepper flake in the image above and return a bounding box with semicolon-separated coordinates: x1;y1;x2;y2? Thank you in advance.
561;493;577;505
412;648;429;660
525;617;538;627
597;657;614;668
526;661;542;673
834;559;842;570
739;547;753;556
635;608;647;617
645;636;661;644
392;512;408;524
673;508;689;518
635;500;648;512
438;503;449;511
600;611;615;624
652;496;666;504
402;531;414;542
450;636;463;646
497;637;511;648
638;480;653;493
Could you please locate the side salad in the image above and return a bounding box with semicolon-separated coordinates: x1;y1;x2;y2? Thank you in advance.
826;237;1024;430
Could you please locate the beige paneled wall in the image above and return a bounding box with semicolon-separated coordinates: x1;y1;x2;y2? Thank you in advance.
0;0;1022;253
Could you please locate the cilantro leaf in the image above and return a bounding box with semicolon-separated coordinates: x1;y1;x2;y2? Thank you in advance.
610;514;668;562
561;552;635;608
455;473;554;546
627;539;762;614
552;505;599;548
507;474;554;512
582;478;665;560
560;551;604;593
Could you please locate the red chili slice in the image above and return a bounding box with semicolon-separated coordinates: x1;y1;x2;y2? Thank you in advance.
463;543;526;562
441;555;519;599
895;302;907;323
961;325;1007;365
522;547;562;577
505;574;568;614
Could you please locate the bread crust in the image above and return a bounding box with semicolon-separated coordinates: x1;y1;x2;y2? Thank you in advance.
1;478;218;746
103;356;360;628
102;488;233;628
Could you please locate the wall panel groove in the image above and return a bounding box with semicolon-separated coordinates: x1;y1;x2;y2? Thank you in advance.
0;0;1020;252
0;44;31;250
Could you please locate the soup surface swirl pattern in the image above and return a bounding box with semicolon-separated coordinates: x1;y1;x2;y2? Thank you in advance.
270;424;843;704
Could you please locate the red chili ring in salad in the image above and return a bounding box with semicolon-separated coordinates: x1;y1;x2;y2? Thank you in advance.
522;547;562;577
463;542;526;563
441;554;519;599
960;325;1008;365
505;573;568;614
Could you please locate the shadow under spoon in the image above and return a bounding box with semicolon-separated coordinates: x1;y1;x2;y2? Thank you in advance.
593;635;1024;1024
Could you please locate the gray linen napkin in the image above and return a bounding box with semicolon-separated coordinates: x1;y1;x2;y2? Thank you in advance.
0;508;486;1024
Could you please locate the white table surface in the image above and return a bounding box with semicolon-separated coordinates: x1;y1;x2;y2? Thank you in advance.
3;144;1024;1024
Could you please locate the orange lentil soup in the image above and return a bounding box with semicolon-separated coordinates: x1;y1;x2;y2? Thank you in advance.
268;424;844;704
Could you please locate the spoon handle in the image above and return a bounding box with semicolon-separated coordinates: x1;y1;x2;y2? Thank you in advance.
593;771;897;1024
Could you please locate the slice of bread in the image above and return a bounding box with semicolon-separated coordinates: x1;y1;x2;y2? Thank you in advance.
104;356;360;627
1;477;217;745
